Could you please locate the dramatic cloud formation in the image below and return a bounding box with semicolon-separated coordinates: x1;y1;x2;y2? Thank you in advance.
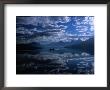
16;16;94;44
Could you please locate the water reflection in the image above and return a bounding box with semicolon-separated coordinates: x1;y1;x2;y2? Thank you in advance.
16;48;94;74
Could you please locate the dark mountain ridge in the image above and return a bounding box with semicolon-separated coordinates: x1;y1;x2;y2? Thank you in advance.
64;38;94;55
16;42;42;51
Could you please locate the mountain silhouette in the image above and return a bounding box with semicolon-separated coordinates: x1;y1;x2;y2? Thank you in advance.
16;42;42;51
64;38;94;55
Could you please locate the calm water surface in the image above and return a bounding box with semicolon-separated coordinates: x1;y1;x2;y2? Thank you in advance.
16;47;94;74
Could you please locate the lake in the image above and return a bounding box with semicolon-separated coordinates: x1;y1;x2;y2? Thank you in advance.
16;47;94;74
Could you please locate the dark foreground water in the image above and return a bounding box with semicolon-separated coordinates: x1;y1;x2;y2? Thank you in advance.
16;48;94;74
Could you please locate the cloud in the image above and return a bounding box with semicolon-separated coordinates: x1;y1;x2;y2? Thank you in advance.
16;16;94;44
16;16;71;25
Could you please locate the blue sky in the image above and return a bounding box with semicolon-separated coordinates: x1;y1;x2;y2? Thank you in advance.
16;16;94;44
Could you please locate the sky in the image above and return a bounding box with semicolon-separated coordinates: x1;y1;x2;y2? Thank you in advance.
16;16;94;44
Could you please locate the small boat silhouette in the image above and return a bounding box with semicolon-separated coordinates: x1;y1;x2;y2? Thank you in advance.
49;48;54;51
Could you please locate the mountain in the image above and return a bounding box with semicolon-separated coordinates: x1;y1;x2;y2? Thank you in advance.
64;38;94;55
16;42;42;51
46;40;82;48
